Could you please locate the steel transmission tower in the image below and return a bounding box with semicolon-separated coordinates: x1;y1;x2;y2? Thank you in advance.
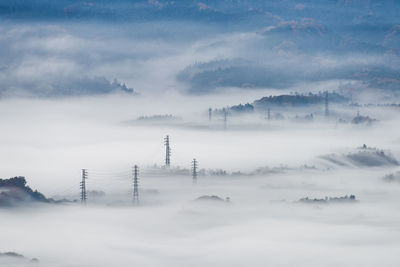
164;135;171;167
265;106;271;120
132;165;139;204
223;108;227;129
80;169;88;204
325;91;329;117
191;159;198;184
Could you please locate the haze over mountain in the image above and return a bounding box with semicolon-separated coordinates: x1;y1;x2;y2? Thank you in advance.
0;0;399;97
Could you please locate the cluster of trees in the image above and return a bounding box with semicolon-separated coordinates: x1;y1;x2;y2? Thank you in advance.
136;114;181;122
254;92;347;108
351;114;376;124
299;195;357;204
383;171;400;183
0;176;49;206
214;92;347;115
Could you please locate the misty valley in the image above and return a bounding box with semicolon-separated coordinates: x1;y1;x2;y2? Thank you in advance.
1;92;400;266
1;1;400;267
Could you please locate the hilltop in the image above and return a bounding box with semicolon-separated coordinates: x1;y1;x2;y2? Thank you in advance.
0;177;52;207
216;92;348;114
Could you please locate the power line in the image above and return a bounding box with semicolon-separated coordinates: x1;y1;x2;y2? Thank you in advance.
90;173;130;176
49;183;77;197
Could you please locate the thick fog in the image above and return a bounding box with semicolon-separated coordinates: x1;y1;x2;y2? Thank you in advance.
1;1;400;266
1;94;400;267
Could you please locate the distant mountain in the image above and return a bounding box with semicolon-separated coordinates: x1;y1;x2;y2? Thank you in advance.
178;58;400;93
1;0;399;96
49;77;135;97
178;60;298;93
258;18;337;51
0;76;135;98
1;0;399;26
384;25;400;54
